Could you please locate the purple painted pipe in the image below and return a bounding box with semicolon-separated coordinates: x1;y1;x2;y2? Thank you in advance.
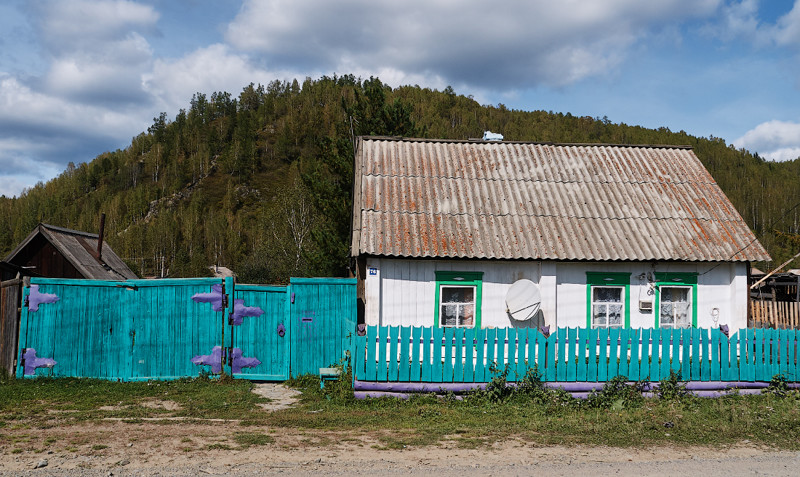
354;380;797;393
354;391;465;400
354;381;485;393
352;379;797;400
354;388;774;400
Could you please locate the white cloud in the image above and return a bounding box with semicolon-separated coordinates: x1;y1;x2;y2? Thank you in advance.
145;43;291;114
773;1;800;46
0;73;153;197
225;0;721;89
32;0;158;52
734;120;800;161
0;74;142;139
29;0;157;105
708;0;768;43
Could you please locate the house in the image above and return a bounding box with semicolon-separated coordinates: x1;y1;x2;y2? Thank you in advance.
4;223;136;280
350;136;770;331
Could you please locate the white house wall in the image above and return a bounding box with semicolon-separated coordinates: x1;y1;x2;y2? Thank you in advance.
364;258;748;330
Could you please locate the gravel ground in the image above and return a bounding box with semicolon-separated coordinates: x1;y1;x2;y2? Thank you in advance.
3;433;799;477
3;384;799;476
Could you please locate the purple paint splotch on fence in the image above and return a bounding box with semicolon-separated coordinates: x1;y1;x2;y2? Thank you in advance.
27;285;60;312
191;284;225;311
21;348;56;375
229;348;262;374
191;346;224;373
229;299;264;326
191;346;261;374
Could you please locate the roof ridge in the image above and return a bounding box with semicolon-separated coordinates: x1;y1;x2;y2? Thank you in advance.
40;223;99;238
362;173;714;185
360;136;693;149
361;209;747;222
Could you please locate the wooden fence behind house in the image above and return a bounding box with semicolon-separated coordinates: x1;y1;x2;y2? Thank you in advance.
750;300;800;329
354;326;800;384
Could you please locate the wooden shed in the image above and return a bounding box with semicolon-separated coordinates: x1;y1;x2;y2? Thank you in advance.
4;223;136;280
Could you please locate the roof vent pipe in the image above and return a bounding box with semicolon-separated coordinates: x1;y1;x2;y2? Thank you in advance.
97;213;105;262
483;131;503;141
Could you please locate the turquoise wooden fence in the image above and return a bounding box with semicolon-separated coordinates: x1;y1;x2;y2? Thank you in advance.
230;284;290;381
289;278;357;377
17;277;356;381
17;277;224;381
353;326;800;383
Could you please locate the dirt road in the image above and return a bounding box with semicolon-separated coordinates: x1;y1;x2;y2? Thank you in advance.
2;421;799;476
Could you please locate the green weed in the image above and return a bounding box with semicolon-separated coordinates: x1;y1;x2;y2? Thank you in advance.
232;432;274;448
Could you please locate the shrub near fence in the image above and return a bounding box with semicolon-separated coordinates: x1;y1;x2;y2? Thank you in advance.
353;326;800;384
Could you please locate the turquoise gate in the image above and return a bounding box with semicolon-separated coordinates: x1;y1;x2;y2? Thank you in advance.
16;277;356;381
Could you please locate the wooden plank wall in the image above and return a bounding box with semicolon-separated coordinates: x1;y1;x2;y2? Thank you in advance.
0;279;21;377
354;326;800;383
750;300;800;329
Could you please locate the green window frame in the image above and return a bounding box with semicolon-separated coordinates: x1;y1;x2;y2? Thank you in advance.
434;271;483;328
586;272;631;329
654;272;698;328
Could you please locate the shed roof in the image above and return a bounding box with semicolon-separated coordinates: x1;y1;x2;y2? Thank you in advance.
351;137;770;262
5;223;137;280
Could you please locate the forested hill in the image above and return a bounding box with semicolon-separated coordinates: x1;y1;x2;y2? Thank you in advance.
1;76;797;281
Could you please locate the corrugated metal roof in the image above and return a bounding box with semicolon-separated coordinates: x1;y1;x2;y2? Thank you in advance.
351;137;770;262
5;224;137;280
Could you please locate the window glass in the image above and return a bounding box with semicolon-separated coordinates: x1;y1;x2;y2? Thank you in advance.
439;285;475;327
592;286;623;329
660;286;691;329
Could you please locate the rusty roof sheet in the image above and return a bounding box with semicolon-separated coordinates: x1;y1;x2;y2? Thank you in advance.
351;137;770;262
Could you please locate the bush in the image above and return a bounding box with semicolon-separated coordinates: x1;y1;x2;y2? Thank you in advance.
485;364;513;403
765;374;790;398
658;370;688;401
585;376;647;410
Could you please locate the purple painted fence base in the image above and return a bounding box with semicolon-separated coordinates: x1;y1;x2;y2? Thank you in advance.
352;380;799;400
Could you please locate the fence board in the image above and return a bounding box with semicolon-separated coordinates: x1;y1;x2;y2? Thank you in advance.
629;329;640;380
545;334;557;381
421;327;432;382
366;326;377;381
508;329;520;380
474;328;485;383
443;327;454;382
556;328;566;381
464;328;475;382
586;328;597;382
496;328;506;378
432;327;443;382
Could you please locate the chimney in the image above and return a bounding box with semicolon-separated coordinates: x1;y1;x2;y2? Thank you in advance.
97;213;105;262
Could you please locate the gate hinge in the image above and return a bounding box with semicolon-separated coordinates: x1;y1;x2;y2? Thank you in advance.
222;294;229;309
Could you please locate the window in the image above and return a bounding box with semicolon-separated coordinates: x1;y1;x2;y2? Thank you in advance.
592;286;624;329
434;271;483;328
586;272;631;329
659;286;691;328
655;273;697;328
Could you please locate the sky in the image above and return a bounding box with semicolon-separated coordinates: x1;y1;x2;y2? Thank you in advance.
2;0;800;197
